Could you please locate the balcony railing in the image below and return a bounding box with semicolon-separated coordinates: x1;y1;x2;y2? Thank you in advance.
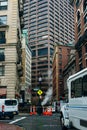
0;38;6;44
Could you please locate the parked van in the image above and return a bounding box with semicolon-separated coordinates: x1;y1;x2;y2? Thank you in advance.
0;98;18;119
60;68;87;130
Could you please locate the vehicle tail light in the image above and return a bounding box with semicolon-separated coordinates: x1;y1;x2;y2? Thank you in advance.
2;105;4;112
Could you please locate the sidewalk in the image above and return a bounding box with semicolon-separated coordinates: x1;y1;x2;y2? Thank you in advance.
0;123;24;130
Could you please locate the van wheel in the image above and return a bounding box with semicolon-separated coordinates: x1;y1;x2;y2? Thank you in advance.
60;115;68;130
9;115;14;119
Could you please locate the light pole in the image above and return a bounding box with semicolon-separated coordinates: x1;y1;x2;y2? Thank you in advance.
37;75;43;115
39;76;42;90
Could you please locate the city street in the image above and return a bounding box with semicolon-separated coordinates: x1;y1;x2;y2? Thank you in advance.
0;113;76;130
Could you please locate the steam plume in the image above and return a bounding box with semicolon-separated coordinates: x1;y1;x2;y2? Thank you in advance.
41;87;52;106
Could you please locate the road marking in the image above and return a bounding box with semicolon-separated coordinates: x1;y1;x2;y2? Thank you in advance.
9;117;26;124
43;124;58;127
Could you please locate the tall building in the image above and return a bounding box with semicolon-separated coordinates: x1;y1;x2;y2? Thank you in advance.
71;0;87;71
24;0;75;103
0;0;24;99
21;29;32;103
23;0;29;30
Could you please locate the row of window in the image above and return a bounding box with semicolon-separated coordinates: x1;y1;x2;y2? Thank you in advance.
32;48;54;57
0;0;8;10
71;75;87;97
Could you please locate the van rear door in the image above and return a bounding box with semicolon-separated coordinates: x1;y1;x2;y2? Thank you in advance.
4;99;18;114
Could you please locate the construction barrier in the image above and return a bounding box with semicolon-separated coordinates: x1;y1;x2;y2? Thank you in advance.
43;106;52;116
30;106;37;115
29;106;52;116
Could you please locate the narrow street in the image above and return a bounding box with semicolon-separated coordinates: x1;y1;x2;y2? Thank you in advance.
15;114;61;130
0;113;76;130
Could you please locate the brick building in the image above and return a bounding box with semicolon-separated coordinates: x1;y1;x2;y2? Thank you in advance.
72;0;87;71
52;45;71;100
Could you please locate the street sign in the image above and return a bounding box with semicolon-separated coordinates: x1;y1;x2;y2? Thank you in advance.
37;89;43;95
33;88;39;91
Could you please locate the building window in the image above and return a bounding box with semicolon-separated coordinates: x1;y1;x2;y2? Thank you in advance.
78;49;82;58
50;48;54;55
0;15;7;25
77;11;80;21
59;62;62;66
76;0;80;7
59;54;62;59
32;50;36;57
83;0;87;11
38;65;48;69
86;59;87;66
78;24;81;33
0;0;8;10
38;48;48;56
0;66;5;76
0;49;5;61
59;48;62;53
79;63;83;70
84;14;87;24
85;44;87;53
0;31;6;44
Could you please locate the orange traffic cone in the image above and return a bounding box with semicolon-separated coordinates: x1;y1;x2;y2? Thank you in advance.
30;106;33;115
33;106;37;115
48;107;52;116
43;107;47;115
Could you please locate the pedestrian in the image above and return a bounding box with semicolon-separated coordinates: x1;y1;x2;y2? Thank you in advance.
37;98;43;115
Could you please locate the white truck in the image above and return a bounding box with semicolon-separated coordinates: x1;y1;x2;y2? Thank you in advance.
0;98;18;119
60;68;87;130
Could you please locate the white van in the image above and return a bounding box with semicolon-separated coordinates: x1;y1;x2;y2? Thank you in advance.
0;98;18;119
60;68;87;130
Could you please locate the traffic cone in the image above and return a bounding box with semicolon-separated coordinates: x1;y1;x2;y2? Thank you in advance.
43;107;47;115
30;106;33;115
48;107;52;116
33;106;37;115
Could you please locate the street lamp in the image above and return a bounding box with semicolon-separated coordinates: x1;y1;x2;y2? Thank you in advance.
37;75;43;115
39;76;42;90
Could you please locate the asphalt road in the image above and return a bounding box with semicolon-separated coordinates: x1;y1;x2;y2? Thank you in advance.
0;113;77;130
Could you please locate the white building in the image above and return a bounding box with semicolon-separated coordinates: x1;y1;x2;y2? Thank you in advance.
21;30;32;102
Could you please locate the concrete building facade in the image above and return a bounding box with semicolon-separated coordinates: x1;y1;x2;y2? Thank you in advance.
0;0;24;99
